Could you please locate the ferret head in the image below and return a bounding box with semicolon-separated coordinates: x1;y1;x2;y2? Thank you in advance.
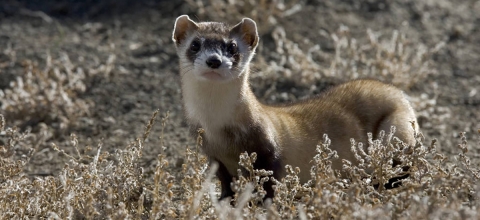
172;15;259;83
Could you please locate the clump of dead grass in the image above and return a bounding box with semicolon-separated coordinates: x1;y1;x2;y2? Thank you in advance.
1;105;479;219
328;27;445;89
185;0;302;34
260;25;445;91
0;51;116;133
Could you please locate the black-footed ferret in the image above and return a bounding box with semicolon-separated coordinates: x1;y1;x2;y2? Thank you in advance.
172;15;418;199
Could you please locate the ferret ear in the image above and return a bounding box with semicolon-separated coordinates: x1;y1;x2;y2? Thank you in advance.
173;15;198;46
230;18;259;49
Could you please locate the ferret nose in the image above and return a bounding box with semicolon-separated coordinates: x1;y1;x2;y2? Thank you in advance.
206;55;222;69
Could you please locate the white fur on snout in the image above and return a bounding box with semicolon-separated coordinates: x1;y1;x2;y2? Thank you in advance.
193;50;237;81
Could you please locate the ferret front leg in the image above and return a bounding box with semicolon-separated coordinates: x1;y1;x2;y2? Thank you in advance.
213;159;235;200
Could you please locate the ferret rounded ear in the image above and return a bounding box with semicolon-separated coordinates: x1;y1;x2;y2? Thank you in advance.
230;18;259;49
172;15;198;46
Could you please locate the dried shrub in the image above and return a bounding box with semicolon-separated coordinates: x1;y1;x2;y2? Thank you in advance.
185;0;302;33
1;106;479;219
260;25;445;91
0;114;49;182
328;27;445;89
0;54;92;131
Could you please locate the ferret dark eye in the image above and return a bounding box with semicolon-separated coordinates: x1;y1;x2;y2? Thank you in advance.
227;42;238;55
190;40;201;53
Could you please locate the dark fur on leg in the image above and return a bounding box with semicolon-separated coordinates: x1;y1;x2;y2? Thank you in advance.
374;164;410;189
215;160;235;200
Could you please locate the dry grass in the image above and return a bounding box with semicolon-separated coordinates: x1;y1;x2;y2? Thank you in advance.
1;1;479;219
1;111;479;219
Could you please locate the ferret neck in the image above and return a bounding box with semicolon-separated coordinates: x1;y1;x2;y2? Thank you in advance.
182;71;259;133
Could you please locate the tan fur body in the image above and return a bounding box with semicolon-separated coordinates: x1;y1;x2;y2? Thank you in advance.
172;15;418;199
263;79;417;181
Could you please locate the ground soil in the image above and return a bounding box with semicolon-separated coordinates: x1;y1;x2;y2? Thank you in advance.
1;0;479;178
